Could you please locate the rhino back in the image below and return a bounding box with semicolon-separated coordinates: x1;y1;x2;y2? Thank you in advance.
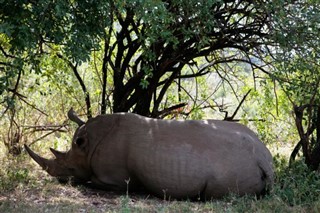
89;113;273;199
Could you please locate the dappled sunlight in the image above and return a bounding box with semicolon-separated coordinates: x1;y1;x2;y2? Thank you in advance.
0;143;7;161
269;143;295;159
202;120;217;129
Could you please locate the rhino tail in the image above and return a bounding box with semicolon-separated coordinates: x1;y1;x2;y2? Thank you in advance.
258;158;274;194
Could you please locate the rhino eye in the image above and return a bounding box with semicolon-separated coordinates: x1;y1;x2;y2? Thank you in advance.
76;138;85;146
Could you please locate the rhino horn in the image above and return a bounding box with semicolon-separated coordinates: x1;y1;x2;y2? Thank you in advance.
24;145;52;171
68;108;85;126
50;148;66;159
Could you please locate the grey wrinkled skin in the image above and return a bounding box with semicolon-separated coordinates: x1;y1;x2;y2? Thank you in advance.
25;109;274;200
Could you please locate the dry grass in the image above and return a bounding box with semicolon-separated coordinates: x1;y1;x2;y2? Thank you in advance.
1;180;313;213
0;155;214;212
1;148;320;213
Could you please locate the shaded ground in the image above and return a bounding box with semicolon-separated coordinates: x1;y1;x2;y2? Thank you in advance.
1;152;320;212
0;150;228;212
0;172;314;213
0;161;224;213
0;178;224;212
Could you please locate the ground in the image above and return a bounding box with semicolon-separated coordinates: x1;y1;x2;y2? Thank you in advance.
0;171;315;213
1;147;320;212
0;177;230;212
0;159;236;212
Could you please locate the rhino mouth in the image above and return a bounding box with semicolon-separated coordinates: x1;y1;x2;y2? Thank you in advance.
57;176;73;184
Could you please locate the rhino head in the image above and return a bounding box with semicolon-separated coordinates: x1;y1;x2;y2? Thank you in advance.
25;108;92;183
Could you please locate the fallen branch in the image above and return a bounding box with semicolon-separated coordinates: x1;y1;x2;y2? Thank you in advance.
22;124;68;132
28;123;68;146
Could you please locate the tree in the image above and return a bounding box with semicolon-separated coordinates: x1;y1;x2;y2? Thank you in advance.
1;0;273;118
271;1;320;170
3;0;320;169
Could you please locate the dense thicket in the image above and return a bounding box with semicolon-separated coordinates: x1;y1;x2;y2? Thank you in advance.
1;1;320;170
1;0;273;117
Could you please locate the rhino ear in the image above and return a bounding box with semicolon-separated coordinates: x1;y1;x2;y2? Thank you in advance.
68;108;85;126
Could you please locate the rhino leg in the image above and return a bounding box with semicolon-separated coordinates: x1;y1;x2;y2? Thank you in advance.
203;167;268;199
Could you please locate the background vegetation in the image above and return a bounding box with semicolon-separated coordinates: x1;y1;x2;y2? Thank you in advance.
1;0;320;212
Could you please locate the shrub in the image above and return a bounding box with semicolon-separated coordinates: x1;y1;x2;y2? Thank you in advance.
273;156;320;206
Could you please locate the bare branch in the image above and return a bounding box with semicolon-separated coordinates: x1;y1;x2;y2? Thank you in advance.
29;123;68;146
0;45;16;58
157;103;188;119
224;89;252;121
22;124;68;132
56;53;92;118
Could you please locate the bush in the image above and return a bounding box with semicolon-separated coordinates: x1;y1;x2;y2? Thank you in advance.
0;157;30;191
273;156;320;206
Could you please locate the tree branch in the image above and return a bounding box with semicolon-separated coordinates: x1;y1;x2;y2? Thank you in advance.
224;89;252;121
157;103;188;119
28;123;68;146
56;53;92;118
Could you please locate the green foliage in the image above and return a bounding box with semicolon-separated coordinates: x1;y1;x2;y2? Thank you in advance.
1;0;318;118
119;196;131;213
0;0;275;117
273;157;320;206
0;0;111;61
0;157;30;191
272;1;320;104
270;1;320;170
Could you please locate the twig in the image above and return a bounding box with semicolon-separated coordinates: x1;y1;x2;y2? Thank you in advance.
29;124;67;146
56;53;92;118
157;103;188;118
0;45;16;58
224;89;252;121
22;124;68;132
18;95;48;116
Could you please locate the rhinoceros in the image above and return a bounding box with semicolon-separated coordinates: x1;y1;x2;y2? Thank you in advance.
25;108;274;200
